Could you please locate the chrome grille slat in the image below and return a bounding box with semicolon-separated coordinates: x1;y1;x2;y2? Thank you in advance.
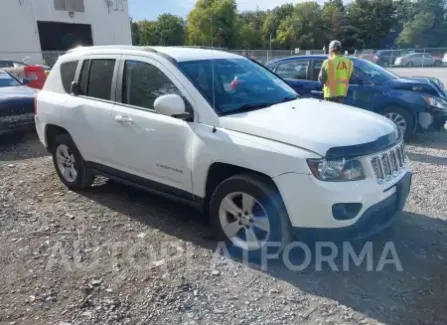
370;143;406;183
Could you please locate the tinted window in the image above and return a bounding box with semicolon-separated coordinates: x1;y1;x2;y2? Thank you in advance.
87;59;115;100
122;60;183;110
0;61;13;68
60;61;78;93
276;61;309;80
312;60;323;81
78;60;90;95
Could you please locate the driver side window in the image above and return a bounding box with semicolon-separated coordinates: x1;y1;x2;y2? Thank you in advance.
122;60;193;113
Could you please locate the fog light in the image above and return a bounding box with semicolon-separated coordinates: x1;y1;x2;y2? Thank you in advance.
332;203;362;220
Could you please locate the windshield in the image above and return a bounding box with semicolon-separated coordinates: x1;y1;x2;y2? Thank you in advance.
354;59;399;83
0;71;21;87
178;58;298;116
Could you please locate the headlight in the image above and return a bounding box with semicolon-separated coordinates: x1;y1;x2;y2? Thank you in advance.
423;95;447;110
306;158;365;182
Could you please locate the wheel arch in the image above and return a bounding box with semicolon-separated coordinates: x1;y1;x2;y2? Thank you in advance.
45;124;70;151
202;162;279;213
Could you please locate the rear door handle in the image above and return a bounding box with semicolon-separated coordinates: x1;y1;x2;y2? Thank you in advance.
115;115;134;124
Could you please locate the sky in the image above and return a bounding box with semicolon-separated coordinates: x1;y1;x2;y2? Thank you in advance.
128;0;308;21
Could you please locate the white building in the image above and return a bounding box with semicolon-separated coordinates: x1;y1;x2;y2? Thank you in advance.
0;0;132;65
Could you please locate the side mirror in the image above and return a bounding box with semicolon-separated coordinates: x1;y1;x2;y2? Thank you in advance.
70;81;80;95
154;94;190;119
22;78;30;85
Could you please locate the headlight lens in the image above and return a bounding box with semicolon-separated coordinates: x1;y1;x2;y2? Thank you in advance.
423;95;447;110
307;158;365;182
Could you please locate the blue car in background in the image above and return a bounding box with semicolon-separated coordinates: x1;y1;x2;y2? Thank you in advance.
0;70;37;139
265;55;447;138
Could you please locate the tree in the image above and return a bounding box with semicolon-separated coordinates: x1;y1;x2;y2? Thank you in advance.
276;2;325;49
139;20;158;45
138;14;185;46
130;18;140;45
397;12;435;47
156;14;186;45
187;0;238;48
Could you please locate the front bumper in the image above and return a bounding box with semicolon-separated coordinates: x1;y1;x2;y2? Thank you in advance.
418;111;447;131
0;114;35;136
273;166;412;240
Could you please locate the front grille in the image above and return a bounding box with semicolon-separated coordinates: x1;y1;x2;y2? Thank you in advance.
371;144;406;182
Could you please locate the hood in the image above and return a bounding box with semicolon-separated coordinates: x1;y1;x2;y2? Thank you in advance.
219;98;397;157
0;85;37;100
387;77;446;99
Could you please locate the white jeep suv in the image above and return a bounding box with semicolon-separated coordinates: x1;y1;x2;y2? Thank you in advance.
35;46;412;258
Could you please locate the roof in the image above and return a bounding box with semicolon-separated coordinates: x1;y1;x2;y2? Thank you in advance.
64;45;242;62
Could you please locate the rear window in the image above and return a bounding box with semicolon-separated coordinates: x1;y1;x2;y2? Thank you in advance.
60;61;78;93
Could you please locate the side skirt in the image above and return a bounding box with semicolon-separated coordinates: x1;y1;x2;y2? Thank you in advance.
86;162;204;211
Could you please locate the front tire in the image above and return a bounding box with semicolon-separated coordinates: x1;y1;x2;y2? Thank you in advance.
381;107;415;140
52;133;94;190
209;174;292;261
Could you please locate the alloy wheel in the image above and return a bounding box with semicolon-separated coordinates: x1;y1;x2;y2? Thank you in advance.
385;112;407;136
218;192;270;251
56;144;78;183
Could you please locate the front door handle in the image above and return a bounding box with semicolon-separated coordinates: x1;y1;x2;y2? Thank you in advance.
115;115;134;124
311;90;323;94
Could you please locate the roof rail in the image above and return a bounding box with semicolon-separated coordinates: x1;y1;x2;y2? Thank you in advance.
66;45;158;54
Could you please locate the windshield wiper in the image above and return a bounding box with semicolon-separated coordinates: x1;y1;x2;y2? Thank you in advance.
221;103;273;116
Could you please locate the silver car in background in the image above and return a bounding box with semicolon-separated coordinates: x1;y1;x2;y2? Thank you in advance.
394;53;443;67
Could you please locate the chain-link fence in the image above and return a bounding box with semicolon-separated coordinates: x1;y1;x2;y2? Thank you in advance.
0;51;65;68
352;48;447;68
1;48;446;68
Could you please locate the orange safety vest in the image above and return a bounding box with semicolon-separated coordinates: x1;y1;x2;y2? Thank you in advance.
322;55;353;98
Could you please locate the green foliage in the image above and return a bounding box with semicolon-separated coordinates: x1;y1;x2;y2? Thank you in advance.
186;0;238;47
131;0;447;50
138;14;185;46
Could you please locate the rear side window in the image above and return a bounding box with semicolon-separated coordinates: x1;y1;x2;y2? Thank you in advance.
78;59;116;100
276;60;309;80
60;61;78;93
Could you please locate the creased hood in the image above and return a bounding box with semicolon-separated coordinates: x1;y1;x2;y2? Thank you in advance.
219;98;398;157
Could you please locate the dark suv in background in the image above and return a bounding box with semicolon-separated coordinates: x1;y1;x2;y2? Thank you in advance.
373;50;414;67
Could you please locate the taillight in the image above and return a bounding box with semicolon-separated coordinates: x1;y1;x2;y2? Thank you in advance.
373;55;379;61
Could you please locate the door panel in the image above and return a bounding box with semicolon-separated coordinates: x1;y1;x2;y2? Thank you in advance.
68;55;120;164
110;56;194;193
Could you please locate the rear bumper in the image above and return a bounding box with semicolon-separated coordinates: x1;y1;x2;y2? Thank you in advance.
291;172;412;241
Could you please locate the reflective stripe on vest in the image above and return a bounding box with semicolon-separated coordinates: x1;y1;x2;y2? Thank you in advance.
324;56;353;98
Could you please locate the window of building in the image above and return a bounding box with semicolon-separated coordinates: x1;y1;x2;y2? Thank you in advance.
54;0;85;12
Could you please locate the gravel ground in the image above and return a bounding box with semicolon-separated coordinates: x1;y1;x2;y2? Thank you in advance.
1;132;447;325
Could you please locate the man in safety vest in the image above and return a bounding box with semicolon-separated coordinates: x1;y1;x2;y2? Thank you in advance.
318;40;354;103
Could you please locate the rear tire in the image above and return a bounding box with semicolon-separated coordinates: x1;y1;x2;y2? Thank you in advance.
209;174;292;262
380;107;415;140
406;62;414;67
434;60;442;67
51;133;94;190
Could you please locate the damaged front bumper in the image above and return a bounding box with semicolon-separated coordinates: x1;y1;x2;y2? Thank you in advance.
418;110;447;131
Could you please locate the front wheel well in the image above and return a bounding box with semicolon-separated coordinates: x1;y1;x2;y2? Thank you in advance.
203;163;277;211
45;124;70;151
